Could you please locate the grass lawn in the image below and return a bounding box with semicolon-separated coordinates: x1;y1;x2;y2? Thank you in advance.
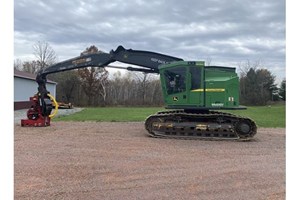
54;105;285;128
225;105;285;128
54;107;166;122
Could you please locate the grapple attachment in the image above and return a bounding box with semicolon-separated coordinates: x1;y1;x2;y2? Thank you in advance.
21;94;57;127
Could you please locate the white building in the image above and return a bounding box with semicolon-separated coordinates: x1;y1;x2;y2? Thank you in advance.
14;69;56;110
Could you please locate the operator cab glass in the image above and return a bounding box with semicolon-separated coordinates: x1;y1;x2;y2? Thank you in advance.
190;66;202;90
164;67;186;95
163;66;202;95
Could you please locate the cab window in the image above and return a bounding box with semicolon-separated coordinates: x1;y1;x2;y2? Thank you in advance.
164;67;186;94
190;66;201;90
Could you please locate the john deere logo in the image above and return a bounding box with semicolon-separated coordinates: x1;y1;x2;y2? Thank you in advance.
173;96;178;101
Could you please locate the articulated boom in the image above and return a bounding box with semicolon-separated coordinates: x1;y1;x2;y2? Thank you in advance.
36;46;183;85
36;45;183;103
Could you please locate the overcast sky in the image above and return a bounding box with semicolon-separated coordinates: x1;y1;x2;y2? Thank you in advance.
14;0;286;82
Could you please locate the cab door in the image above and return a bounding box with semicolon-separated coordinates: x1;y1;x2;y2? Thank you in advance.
188;65;205;107
162;66;188;106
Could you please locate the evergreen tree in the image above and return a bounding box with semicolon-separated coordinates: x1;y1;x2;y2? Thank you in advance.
279;78;286;101
240;67;277;105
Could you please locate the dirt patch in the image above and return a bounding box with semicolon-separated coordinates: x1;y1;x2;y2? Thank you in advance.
15;122;285;200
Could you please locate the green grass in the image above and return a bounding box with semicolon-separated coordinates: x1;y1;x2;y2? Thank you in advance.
226;104;285;128
53;107;165;122
54;105;285;128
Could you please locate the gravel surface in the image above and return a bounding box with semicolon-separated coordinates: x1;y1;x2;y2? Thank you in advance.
15;122;285;200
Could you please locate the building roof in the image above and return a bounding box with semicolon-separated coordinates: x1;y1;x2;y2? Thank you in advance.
14;69;56;84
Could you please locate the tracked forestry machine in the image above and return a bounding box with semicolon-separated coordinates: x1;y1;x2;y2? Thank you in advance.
21;45;257;140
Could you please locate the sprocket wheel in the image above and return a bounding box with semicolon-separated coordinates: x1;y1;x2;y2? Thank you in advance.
234;119;255;139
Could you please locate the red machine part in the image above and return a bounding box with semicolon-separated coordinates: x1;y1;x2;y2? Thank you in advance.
21;96;51;127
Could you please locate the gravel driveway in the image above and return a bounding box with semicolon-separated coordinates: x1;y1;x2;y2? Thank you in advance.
14;121;285;200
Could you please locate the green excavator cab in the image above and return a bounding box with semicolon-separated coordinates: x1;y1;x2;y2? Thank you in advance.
159;61;244;111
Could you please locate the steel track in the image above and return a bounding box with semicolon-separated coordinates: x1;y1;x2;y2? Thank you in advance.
144;110;257;141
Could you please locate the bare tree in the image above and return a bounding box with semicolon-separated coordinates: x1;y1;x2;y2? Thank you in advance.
14;59;23;70
77;45;109;106
98;70;109;104
21;60;40;74
48;70;81;103
238;59;261;78
205;56;212;66
132;72;159;105
33;41;57;70
104;71;163;106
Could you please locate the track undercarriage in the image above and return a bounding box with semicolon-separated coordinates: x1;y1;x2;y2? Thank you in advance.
145;110;257;141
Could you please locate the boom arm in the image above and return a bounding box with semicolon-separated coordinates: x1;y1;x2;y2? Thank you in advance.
36;45;183;96
110;46;183;72
35;45;183;113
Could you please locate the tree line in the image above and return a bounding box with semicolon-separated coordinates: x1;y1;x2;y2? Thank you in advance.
238;60;285;105
43;68;164;107
15;41;285;107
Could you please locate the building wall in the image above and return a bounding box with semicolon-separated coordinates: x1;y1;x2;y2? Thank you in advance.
14;77;56;110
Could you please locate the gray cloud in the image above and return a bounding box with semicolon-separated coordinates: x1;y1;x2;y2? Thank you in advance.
14;0;286;81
